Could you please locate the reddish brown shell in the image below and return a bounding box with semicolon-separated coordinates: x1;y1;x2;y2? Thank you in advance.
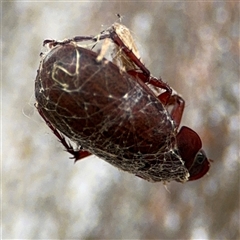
35;42;190;182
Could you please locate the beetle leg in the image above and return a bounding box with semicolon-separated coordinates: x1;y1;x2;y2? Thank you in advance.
166;95;185;129
35;104;92;161
125;71;184;127
72;26;151;77
148;76;172;105
55;26;151;80
43;36;95;48
126;69;172;105
94;26;175;106
105;30;151;77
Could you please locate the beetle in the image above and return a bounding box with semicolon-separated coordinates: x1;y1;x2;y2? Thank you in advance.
35;23;211;183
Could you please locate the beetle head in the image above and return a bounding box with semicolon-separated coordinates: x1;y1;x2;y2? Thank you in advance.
176;126;211;181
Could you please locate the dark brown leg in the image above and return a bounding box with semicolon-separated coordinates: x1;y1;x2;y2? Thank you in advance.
106;31;151;76
98;28;174;105
166;95;185;129
43;36;95;47
126;69;172;105
35;104;91;161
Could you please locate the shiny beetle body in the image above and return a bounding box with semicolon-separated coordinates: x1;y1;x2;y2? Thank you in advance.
35;24;211;183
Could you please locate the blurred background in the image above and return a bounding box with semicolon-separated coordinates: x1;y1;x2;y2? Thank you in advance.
2;1;239;239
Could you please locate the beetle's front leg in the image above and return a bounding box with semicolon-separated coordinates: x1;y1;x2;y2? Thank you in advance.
126;70;172;105
165;94;185;129
129;71;184;127
148;76;173;105
128;72;184;128
35;104;92;161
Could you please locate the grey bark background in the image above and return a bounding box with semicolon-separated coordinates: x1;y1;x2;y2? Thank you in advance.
2;1;239;239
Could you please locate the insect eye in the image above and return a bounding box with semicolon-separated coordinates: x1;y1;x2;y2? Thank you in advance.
195;150;207;165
